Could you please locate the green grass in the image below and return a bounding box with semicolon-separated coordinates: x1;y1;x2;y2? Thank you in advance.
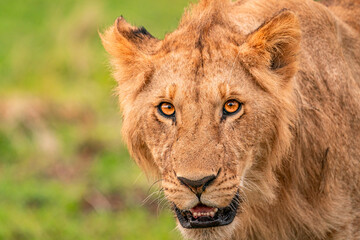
0;0;192;239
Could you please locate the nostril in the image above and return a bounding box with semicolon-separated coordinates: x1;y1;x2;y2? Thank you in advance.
177;175;217;190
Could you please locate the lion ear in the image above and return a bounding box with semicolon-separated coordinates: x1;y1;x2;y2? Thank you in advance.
100;16;157;57
100;18;160;179
239;10;301;90
100;17;158;98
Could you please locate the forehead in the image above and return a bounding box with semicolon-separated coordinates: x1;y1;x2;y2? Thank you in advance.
150;43;254;102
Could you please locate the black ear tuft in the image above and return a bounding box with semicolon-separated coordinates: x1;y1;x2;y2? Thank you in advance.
114;16;154;39
132;27;155;39
123;26;155;45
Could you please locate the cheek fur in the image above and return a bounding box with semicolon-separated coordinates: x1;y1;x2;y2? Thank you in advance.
143;112;177;170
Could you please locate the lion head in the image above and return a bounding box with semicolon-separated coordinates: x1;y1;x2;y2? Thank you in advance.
101;0;301;239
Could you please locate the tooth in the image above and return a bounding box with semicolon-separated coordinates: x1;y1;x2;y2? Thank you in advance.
214;208;218;213
193;212;198;218
210;212;215;217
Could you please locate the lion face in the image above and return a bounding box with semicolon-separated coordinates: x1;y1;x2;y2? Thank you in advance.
142;51;270;237
101;1;300;239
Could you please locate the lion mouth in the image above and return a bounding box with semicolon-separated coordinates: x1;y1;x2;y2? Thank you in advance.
174;192;241;229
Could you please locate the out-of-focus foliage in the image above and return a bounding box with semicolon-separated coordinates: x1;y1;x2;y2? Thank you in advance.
0;0;191;239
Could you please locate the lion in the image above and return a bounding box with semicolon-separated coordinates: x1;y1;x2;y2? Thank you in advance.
100;0;360;239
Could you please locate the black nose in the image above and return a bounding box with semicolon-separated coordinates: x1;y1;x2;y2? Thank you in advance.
177;175;216;192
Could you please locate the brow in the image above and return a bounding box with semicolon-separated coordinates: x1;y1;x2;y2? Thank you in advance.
166;83;177;100
218;82;229;99
157;83;178;101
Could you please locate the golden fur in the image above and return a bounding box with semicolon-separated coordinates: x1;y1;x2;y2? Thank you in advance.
101;0;360;239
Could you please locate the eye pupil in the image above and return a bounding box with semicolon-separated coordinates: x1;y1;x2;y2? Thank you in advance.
159;102;175;117
223;100;241;115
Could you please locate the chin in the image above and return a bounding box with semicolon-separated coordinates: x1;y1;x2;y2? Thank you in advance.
178;218;239;240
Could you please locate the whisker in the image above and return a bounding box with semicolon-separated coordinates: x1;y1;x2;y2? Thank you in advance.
158;199;170;213
157;196;168;216
142;190;162;206
147;179;163;195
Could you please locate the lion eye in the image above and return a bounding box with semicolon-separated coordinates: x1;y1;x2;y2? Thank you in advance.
223;100;241;116
158;102;175;117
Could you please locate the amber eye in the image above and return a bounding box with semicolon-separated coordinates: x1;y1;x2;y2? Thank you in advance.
158;102;175;117
223;100;241;116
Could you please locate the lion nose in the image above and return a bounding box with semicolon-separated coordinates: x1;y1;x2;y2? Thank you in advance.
177;175;217;197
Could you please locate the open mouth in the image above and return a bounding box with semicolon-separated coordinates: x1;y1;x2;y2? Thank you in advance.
174;192;241;229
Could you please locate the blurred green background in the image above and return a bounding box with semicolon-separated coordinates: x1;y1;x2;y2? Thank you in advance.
0;0;192;239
